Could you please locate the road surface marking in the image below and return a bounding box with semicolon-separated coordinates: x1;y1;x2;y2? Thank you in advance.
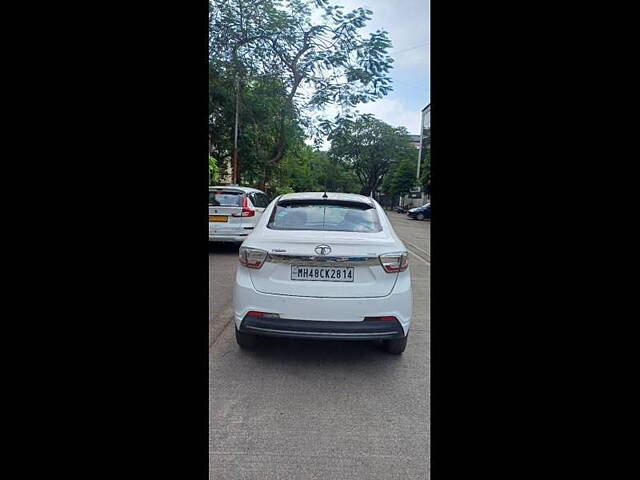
407;248;430;265
404;240;430;257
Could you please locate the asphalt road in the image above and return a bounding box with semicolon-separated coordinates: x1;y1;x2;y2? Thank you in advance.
209;211;430;479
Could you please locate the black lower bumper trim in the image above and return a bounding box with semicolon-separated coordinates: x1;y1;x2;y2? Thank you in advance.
239;316;405;341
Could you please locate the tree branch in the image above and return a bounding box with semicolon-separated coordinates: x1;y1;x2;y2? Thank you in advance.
266;30;313;165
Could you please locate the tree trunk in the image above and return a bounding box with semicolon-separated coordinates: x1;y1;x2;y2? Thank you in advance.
260;163;268;191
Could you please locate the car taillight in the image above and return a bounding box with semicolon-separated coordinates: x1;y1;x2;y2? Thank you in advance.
232;196;255;217
239;247;267;269
231;207;255;217
246;311;280;319
364;316;398;321
379;252;409;273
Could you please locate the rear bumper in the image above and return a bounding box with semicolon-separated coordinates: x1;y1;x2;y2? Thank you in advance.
209;225;255;242
233;266;412;335
209;234;249;242
209;221;256;242
239;315;405;340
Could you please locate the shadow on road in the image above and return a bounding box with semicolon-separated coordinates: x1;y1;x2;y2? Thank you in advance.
232;336;404;368
208;242;241;254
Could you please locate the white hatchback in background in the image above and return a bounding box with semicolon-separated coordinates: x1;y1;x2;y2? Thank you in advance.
209;186;270;243
233;192;413;354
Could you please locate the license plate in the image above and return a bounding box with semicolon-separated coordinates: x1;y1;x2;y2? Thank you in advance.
209;215;228;222
291;265;354;282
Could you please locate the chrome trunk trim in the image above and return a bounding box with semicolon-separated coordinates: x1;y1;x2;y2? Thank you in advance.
266;253;380;266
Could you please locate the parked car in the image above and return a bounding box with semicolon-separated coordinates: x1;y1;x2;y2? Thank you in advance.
233;192;413;354
209;186;270;243
407;203;431;221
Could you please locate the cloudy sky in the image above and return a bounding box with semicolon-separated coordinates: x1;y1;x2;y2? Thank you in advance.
312;0;430;135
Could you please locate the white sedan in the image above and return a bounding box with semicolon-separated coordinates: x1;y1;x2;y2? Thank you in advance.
233;192;412;354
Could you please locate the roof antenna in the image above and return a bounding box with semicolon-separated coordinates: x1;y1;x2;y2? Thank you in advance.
322;173;328;198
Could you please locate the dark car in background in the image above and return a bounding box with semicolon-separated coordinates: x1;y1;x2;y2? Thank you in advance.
407;203;431;221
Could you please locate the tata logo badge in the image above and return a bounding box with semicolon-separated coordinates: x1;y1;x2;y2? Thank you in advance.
315;244;331;255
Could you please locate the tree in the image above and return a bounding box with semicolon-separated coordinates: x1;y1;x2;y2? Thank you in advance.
418;127;431;196
264;145;360;197
270;144;319;195
309;151;361;193
419;150;430;196
209;66;305;186
210;1;293;184
209;0;394;177
329;115;416;195
383;157;418;196
209;156;220;185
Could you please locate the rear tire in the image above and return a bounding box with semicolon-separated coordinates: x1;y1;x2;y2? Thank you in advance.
235;327;258;349
383;335;408;354
416;213;425;221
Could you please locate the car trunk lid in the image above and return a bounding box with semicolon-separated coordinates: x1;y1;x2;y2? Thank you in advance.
209;189;245;232
249;230;399;298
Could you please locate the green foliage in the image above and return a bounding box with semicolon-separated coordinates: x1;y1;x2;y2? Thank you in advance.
211;0;393;110
209;156;220;185
419;151;430;195
274;186;295;196
208;0;415;197
329;115;416;195
275;146;319;192
418;128;431;195
209;0;394;172
209;67;303;186
308;151;361;193
383;157;418;196
264;145;360;197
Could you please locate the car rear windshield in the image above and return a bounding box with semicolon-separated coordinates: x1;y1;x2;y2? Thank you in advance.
267;201;382;232
209;191;243;207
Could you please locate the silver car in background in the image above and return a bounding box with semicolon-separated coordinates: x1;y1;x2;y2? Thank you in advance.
209;186;270;243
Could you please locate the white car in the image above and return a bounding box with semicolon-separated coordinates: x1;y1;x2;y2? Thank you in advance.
233;192;412;354
209;186;270;243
